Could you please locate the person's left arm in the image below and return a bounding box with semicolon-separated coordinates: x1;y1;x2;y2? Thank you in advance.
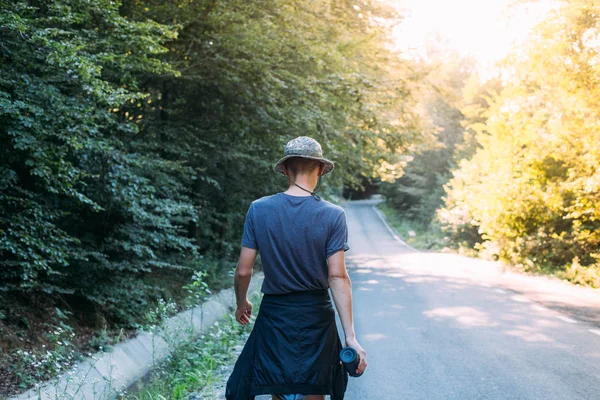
234;246;257;325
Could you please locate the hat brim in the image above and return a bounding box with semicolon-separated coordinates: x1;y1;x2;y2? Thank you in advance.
274;155;335;176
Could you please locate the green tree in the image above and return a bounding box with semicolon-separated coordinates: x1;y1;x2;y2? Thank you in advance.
124;0;424;253
0;0;195;324
381;46;475;224
440;0;600;287
0;0;424;332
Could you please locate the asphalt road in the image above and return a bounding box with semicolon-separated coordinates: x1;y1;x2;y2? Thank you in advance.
340;199;600;400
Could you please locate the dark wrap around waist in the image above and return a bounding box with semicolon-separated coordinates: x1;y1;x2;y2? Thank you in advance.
226;289;348;400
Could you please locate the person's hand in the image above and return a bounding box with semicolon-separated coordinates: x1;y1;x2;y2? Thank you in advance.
345;336;367;375
235;299;253;325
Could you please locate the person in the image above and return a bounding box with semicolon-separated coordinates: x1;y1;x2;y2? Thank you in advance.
225;136;367;400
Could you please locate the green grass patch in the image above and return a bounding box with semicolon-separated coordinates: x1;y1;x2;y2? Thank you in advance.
124;293;262;400
376;202;451;252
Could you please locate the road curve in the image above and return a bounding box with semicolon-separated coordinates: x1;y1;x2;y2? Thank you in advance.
341;199;600;400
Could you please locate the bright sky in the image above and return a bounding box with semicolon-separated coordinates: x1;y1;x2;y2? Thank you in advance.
388;0;554;75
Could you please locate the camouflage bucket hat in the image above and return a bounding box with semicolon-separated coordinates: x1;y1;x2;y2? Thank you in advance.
274;136;335;176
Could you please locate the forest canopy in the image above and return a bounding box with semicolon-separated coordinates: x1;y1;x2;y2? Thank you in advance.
0;0;422;329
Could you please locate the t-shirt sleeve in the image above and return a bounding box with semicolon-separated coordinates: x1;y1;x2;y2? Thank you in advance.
241;203;258;249
326;209;350;258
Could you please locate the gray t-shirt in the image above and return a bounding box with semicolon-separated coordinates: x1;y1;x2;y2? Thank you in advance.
242;192;350;294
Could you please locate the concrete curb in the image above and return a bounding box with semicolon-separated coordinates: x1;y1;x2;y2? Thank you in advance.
12;273;264;400
371;203;417;252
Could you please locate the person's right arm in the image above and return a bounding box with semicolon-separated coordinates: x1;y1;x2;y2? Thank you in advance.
328;250;367;375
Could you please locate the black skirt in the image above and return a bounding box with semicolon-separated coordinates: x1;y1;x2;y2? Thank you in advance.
225;289;348;399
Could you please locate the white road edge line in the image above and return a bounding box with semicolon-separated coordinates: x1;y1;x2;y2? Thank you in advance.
590;329;600;336
556;315;578;324
371;205;416;251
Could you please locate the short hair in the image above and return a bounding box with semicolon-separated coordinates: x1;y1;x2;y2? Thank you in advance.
284;157;322;177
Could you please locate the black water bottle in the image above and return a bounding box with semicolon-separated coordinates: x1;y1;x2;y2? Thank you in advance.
340;346;363;377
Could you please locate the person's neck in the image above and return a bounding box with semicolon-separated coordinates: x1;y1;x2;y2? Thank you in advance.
284;175;318;197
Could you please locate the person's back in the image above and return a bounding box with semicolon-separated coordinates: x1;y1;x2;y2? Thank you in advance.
226;136;367;400
243;193;349;295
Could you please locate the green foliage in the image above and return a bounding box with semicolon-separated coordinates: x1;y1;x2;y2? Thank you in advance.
124;0;422;213
0;0;195;322
183;271;211;308
381;48;476;224
87;329;120;352
439;0;600;287
9;309;78;389
1;0;421;314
